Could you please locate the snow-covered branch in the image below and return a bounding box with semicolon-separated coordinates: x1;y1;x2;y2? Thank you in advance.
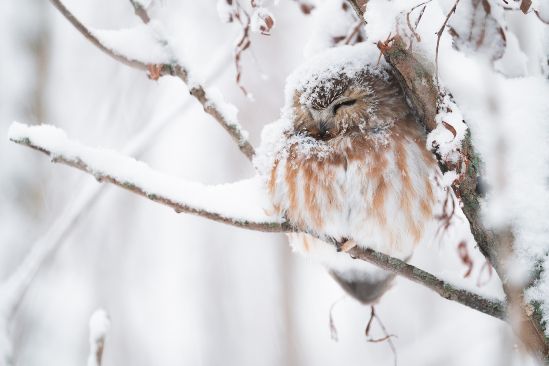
49;0;255;160
8;122;284;232
8;122;506;321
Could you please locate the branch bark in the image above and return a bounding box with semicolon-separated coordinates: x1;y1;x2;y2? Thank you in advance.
9;123;506;321
49;0;255;160
348;247;506;319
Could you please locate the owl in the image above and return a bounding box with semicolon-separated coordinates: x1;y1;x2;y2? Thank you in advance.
255;44;444;305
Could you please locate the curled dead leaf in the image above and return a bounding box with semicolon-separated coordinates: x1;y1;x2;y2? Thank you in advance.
442;121;457;139
457;241;474;278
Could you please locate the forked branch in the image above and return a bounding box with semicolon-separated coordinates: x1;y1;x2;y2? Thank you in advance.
49;0;255;160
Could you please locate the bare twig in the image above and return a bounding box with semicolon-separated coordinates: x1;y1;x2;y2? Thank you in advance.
346;0;367;21
129;0;151;23
49;0;255;160
435;0;460;89
328;296;345;342
405;1;431;42
233;1;253;98
342;20;364;45
365;307;397;366
9;125;507;321
533;10;549;24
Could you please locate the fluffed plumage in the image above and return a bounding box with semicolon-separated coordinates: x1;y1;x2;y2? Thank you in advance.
256;44;444;304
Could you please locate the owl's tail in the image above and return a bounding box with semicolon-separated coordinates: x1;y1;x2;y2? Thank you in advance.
329;270;396;305
287;233;400;304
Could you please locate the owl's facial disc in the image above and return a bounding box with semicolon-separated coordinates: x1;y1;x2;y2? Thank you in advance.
306;97;360;140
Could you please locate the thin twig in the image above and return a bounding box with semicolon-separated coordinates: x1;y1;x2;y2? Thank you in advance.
346;0;367;21
328;296;345;341
233;0;253;98
129;0;151;23
343;20;364;45
405;1;431;42
435;0;460;89
370;307;398;366
533;10;549;24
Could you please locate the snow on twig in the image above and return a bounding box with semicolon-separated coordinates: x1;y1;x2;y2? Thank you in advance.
50;0;255;160
91;22;172;65
87;309;110;366
7;121;507;321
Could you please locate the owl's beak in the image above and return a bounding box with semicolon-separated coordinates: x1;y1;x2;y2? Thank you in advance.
318;120;333;138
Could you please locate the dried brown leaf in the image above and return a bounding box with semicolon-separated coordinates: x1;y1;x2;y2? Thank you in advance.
442;121;457;138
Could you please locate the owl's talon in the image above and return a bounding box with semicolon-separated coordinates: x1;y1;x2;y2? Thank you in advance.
340;240;357;253
335;239;356;253
147;64;163;80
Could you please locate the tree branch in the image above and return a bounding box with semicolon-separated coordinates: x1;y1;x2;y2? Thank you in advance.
348;247;505;319
8;123;285;233
8;122;506;321
48;0;255;160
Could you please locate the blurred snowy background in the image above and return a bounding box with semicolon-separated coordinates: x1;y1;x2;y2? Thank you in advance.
0;0;546;365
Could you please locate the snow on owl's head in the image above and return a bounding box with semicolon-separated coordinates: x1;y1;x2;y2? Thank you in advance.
284;44;411;141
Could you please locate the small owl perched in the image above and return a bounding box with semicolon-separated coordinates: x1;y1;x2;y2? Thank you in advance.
255;44;444;305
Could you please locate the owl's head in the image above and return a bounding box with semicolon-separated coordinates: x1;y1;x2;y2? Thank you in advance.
284;44;411;141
